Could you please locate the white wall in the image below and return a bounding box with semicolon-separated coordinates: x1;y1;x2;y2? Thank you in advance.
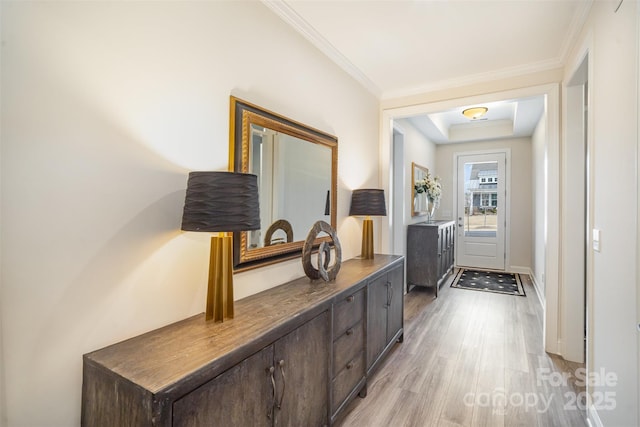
393;119;437;257
532;115;546;295
0;2;379;425
395;119;437;223
563;0;639;425
435;137;533;271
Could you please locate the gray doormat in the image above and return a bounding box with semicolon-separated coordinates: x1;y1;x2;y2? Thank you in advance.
451;269;525;296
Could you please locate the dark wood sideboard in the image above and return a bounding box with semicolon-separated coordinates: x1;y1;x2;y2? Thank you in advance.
406;220;455;297
81;255;404;427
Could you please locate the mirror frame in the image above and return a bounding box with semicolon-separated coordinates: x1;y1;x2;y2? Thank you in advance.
411;162;430;217
229;96;338;271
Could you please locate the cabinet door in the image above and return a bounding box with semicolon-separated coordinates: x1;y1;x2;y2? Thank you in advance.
173;345;273;427
274;311;329;426
387;265;404;343
367;273;389;371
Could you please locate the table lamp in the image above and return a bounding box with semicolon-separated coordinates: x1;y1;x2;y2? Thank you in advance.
349;189;387;259
181;171;260;322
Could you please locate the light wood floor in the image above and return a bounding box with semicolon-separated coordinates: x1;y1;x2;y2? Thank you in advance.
337;271;587;427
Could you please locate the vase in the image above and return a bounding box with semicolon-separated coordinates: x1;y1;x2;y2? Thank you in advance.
414;193;425;213
427;197;436;223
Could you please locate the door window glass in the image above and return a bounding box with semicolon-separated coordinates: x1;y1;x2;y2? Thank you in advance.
463;161;498;237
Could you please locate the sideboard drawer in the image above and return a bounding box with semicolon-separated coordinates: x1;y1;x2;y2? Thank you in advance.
333;320;364;377
333;288;364;336
331;352;365;413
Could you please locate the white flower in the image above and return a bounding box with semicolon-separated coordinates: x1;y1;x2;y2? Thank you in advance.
415;171;442;203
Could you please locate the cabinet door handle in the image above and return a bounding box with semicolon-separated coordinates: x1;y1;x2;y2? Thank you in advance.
346;328;353;336
346;361;354;370
266;366;276;419
346;295;354;303
276;359;286;410
389;283;393;305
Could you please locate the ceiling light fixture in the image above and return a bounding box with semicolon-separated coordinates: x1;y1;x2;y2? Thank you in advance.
462;107;488;120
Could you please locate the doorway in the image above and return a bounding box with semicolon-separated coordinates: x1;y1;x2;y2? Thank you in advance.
380;83;561;354
456;151;508;270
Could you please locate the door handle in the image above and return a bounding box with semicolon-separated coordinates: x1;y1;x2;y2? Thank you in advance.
276;359;286;410
386;282;391;308
266;366;276;419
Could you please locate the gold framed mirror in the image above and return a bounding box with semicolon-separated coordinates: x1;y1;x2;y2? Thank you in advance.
412;162;429;217
229;96;338;271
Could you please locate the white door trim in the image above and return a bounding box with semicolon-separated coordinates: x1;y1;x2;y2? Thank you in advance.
391;125;405;256
564;29;595;418
453;149;511;271
562;56;589;365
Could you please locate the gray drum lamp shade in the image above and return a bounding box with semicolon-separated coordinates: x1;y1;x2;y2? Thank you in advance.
349;189;387;216
181;171;260;232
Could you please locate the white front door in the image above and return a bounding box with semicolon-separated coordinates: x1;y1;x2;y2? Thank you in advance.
456;152;507;270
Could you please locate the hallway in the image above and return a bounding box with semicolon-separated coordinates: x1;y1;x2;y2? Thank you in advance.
337;272;587;427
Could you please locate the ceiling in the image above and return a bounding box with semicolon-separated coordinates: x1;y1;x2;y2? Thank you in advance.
264;0;592;144
404;94;545;144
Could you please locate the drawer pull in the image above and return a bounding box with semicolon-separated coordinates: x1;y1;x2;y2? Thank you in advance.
277;360;286;410
346;361;354;370
346;295;354;303
346;328;353;336
266;366;276;419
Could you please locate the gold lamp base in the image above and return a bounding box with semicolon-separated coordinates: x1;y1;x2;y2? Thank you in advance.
361;217;374;259
207;233;234;322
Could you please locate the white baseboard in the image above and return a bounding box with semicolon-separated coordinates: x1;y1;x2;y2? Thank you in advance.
508;265;530;274
526;267;546;310
588;404;603;427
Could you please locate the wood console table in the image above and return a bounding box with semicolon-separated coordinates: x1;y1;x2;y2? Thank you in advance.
82;255;404;426
406;220;455;297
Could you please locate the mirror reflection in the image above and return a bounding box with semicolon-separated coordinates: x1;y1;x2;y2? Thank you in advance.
248;124;332;249
230;97;338;271
412;162;429;217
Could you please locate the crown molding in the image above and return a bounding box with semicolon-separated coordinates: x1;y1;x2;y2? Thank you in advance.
261;0;382;98
262;0;593;103
381;58;564;100
557;0;594;65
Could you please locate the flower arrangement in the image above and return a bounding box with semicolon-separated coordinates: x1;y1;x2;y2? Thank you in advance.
414;171;442;205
